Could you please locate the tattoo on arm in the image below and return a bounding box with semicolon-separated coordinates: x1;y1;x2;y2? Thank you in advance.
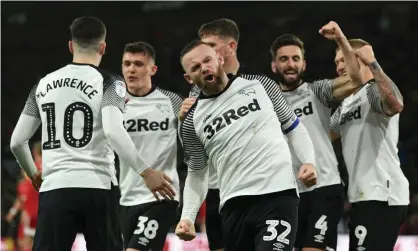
369;61;403;115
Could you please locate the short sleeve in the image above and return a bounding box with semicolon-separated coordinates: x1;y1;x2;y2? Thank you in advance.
22;83;41;119
309;79;334;108
101;74;126;112
330;106;342;134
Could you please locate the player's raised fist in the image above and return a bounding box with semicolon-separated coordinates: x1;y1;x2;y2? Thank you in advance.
175;219;196;241
298;163;318;188
179;98;197;122
141;168;176;201
319;21;344;40
355;45;376;65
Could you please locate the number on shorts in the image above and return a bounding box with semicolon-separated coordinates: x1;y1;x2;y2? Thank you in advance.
263;220;291;245
315;215;328;235
133;216;159;240
354;225;367;246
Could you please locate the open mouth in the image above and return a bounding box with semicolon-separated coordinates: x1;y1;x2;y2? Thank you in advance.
204;74;215;82
284;70;297;78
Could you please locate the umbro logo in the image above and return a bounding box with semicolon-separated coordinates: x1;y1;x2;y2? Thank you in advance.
273;242;284;251
238;88;256;96
314;234;325;243
138;237;149;246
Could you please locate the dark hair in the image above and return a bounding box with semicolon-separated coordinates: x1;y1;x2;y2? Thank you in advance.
336;38;371;52
270;34;305;61
124;41;156;62
198;18;240;43
70;16;106;49
180;39;211;63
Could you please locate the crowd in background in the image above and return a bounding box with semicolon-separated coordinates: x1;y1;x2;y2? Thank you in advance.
2;1;418;249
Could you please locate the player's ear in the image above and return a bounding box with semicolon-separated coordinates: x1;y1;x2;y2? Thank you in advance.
150;65;158;76
217;53;224;66
183;74;193;85
271;62;277;73
302;59;307;72
99;42;106;56
228;40;237;55
68;41;74;54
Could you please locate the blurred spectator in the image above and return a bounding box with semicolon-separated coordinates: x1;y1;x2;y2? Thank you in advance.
4;141;41;251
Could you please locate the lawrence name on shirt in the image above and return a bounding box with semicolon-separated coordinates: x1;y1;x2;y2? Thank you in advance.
175;40;318;251
9;16;174;251
330;44;409;251
118;41;183;251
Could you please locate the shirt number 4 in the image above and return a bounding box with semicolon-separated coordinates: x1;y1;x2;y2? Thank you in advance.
263;220;291;244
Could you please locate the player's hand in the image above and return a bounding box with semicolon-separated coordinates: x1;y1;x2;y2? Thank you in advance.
178;98;197;122
175;218;196;241
298;164;317;188
4;211;15;223
30;170;43;191
141;168;176;201
319;21;344;41
354;45;377;65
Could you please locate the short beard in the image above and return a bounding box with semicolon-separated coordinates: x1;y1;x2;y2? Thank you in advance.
275;67;304;88
197;64;227;96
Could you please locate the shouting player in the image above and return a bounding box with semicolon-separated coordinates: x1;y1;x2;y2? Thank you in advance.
330;40;409;251
175;40;317;251
180;18;242;251
178;18;255;251
119;41;183;251
269;21;363;251
10;16;174;251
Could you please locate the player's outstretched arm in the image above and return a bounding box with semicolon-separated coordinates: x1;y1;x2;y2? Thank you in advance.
10;85;42;190
319;21;363;100
356;46;404;117
176;106;209;241
101;77;175;200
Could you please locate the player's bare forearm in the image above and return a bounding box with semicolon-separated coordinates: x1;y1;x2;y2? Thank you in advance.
336;36;362;84
333;39;362;100
369;61;404;116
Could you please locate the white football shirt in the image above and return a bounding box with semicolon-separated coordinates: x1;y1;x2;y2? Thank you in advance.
119;86;183;206
181;75;299;209
188;85;219;189
330;80;409;205
22;63;126;192
282;80;341;193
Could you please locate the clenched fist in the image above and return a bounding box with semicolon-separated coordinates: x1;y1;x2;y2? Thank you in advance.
319;21;345;41
178;98;197;122
355;45;376;65
175;218;196;241
298;164;317;188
